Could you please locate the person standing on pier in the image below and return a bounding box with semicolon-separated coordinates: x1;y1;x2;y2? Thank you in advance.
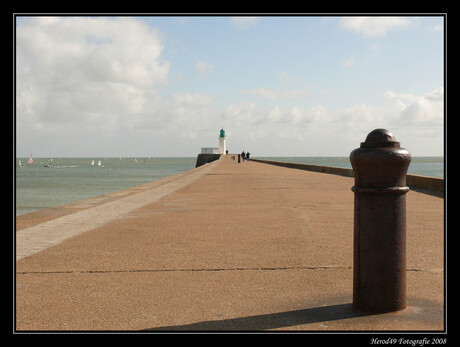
241;151;246;162
246;152;250;161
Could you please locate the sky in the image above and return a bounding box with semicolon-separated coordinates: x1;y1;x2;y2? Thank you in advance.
15;15;445;157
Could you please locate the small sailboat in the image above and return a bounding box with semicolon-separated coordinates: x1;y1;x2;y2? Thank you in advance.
98;160;104;168
43;158;53;168
28;154;33;164
18;160;23;167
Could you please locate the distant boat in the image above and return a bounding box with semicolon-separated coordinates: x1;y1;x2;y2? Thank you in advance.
18;160;23;167
44;159;53;167
98;160;104;167
28;154;33;164
91;160;95;166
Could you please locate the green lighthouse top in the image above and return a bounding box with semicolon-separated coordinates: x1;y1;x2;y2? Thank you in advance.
219;128;225;138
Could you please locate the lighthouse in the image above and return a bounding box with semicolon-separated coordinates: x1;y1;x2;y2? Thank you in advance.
197;128;228;167
200;128;227;155
218;128;226;154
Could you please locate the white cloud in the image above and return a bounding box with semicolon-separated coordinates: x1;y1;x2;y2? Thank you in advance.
195;60;214;74
243;88;277;99
15;17;443;157
432;24;443;33
339;17;410;37
16;17;173;155
384;87;444;126
222;88;444;156
230;17;259;30
370;42;383;51
241;88;310;100
343;57;355;68
382;88;444;155
17;17;169;128
130;92;216;136
276;71;296;84
336;103;388;133
222;102;331;133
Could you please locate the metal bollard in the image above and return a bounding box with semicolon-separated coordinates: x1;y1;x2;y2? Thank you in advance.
350;129;411;313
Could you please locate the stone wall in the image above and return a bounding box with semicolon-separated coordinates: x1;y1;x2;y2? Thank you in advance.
195;154;222;168
251;158;444;194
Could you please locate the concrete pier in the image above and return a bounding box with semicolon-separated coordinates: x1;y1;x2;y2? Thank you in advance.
15;156;444;331
195;153;221;168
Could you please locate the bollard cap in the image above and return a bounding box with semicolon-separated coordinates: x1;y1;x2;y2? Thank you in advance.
361;129;400;148
351;128;411;189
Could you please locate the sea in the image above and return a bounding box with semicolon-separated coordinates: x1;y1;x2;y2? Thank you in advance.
15;156;444;216
15;157;197;216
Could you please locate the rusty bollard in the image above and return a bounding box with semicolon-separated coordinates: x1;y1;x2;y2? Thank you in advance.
350;129;411;313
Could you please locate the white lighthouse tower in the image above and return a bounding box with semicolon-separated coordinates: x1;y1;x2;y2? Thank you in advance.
218;128;226;154
200;128;227;155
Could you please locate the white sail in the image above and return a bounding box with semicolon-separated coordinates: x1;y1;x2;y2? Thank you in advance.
91;160;95;166
98;160;102;166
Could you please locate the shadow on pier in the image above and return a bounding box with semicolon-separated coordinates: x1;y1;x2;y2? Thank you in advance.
145;303;373;331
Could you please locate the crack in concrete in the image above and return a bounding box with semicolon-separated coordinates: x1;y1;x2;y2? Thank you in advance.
17;265;443;276
16;265;350;275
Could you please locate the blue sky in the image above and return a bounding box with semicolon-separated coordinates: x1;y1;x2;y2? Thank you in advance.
16;15;445;157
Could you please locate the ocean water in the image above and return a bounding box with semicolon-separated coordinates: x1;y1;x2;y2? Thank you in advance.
15;157;196;216
256;156;444;179
15;156;444;216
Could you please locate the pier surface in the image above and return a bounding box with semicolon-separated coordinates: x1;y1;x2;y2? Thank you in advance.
15;156;444;331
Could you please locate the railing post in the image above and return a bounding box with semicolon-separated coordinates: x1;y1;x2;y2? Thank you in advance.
350;129;411;313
